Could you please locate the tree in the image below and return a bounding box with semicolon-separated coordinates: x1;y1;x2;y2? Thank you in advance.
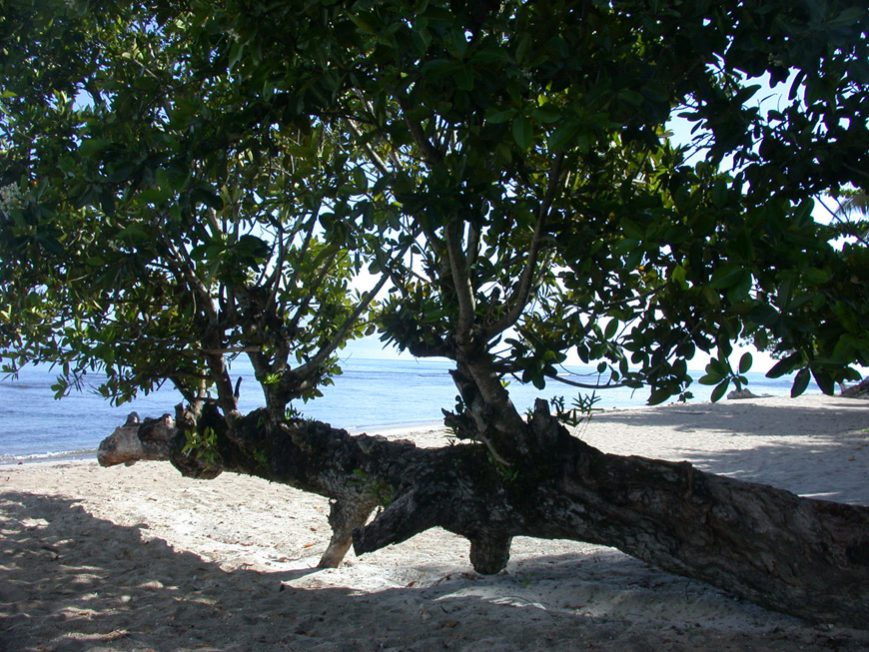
2;0;868;627
0;0;391;413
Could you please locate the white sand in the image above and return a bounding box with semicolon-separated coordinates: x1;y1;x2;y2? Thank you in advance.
1;394;867;650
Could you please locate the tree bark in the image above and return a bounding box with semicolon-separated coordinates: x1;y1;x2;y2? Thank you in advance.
97;402;869;629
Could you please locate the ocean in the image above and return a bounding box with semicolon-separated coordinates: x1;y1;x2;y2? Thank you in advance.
0;356;807;464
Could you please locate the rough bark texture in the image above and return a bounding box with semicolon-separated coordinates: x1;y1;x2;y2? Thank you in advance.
98;402;869;628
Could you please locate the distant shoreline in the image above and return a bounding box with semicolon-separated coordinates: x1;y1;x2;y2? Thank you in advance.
1;358;818;461
6;388;858;465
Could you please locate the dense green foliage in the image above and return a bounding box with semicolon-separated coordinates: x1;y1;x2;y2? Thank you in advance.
1;0;386;414
1;0;866;421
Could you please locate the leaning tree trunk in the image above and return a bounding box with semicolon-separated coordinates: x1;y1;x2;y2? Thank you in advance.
98;401;869;628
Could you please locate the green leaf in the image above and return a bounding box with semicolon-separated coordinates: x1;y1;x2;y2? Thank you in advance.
726;272;752;302
790;368;811;398
548;120;580;151
191;185;223;210
351;166;368;193
512;115;533;150
420;58;455;79
347;12;378;34
470;46;508;66
617;89;644;107
227;40;246;71
710;379;730;402
826;7;866;30
710;264;744;290
454;65;474;91
613;238;639;255
671;264;687;287
532;106;562;124
738;352;753;374
118;223;150;243
485;108;515;124
810;368;835;395
708;358;728;376
748;304;779;327
767;353;801;378
698;372;722;386
443;27;468;59
802;268;832;285
648;387;673;405
235;234;270;265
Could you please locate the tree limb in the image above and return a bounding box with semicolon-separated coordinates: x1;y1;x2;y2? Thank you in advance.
346;118;390;176
445;220;477;346
487;154;564;338
544;373;628;390
295;270;390;378
397;96;443;165
97;405;869;628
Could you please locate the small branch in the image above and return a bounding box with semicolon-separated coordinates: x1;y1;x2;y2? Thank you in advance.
205;207;222;236
467;222;480;270
398;96;443;164
163;238;218;325
487;154;564;338
297;271;390;377
295;238;415;378
589;285;663;315
346;118;390;175
445;221;477;345
200;346;262;355
284;211;321;295
285;246;343;338
547;374;628;390
817;196;869;246
203;350;239;417
161;236;237;416
265;219;287;311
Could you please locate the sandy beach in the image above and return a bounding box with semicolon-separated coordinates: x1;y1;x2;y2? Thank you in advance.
2;394;867;650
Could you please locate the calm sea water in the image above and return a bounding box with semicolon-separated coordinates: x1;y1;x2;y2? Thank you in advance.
0;356;805;463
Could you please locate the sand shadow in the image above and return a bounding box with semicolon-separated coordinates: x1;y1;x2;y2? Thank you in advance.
2;492;865;651
678;439;868;505
587;400;868;504
590;399;868;439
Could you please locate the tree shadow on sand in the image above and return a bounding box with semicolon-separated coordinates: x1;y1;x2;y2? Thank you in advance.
2;492;866;651
679;439;868;505
589;399;868;439
587;400;868;505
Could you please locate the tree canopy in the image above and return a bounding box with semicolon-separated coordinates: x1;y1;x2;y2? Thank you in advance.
1;0;393;415
2;0;869;627
2;0;866;421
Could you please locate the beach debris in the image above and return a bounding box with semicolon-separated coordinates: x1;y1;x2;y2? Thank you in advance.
726;389;762;400
840;378;869;399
